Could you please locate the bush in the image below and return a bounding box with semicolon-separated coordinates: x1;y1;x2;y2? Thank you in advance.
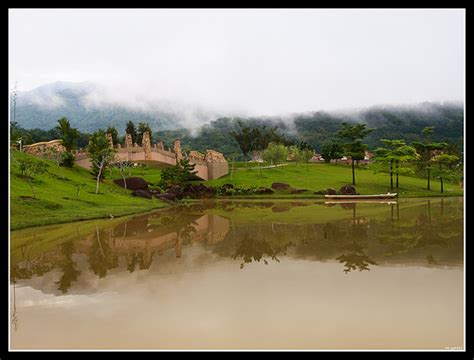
60;151;75;168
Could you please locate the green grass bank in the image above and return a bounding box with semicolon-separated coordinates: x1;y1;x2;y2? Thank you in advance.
10;153;462;230
10;151;168;230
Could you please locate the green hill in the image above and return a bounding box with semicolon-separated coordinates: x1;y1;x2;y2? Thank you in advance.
10;151;167;230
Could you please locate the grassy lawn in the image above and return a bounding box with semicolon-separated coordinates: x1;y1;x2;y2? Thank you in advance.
205;162;464;198
10;151;167;230
10;153;462;230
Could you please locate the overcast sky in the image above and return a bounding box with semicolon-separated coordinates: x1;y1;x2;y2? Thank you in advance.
9;9;465;116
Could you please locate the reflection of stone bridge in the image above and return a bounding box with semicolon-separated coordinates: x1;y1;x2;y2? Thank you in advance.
73;131;228;181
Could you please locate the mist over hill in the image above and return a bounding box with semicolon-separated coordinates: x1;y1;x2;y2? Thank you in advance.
10;81;218;132
10;82;463;157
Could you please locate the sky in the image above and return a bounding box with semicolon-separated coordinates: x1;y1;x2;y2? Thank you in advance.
9;9;465;117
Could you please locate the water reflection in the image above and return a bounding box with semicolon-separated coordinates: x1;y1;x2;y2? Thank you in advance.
10;198;463;294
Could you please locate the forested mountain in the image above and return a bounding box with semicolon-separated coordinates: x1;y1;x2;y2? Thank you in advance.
11;82;180;132
156;103;464;158
11;82;463;158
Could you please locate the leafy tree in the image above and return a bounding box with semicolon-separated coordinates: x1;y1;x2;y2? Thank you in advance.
300;148;315;170
288;146;302;164
412;127;448;190
112;160;133;190
262;142;289;165
431;154;460;193
13;157;48;199
375;139;418;191
159;159;197;189
87;129;116;194
55;117;79;151
106;125;119;145
230;121;288;161
230;122;257;161
125;121;138;144
137;122;153;145
42;147;63;166
337;123;375;185
321;141;344;164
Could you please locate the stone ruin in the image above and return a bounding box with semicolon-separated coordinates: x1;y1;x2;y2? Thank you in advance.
141;131;152;160
174;139;183;161
125;133;133;148
205;149;226;163
188;150;206;162
106;133;114;148
23;140;66;156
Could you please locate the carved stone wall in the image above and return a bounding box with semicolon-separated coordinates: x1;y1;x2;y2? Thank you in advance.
205;149;226;163
188;150;206;162
125;133;133;148
157;141;164;151
142;131;152;160
106;133;114;148
23;140;66;156
174;139;183;161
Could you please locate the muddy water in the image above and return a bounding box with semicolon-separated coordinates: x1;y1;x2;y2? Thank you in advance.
10;198;464;350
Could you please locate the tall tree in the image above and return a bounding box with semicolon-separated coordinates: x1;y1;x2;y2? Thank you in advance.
106;125;119;145
412;127;448;191
230;122;257;161
262;142;289;165
430;154;460;193
337;123;374;185
137;122;153;145
55;117;79;151
87;129;116;194
321;141;344;164
125;121;138;144
375;140;419;191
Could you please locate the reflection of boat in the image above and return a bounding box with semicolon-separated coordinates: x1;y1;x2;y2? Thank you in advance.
325;193;397;200
325;200;397;205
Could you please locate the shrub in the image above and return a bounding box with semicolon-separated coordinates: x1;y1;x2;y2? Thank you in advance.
60;151;75;168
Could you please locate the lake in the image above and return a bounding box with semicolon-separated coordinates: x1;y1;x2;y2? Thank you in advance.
10;198;464;350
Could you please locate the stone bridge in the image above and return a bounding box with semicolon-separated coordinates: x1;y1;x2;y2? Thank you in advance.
73;131;228;181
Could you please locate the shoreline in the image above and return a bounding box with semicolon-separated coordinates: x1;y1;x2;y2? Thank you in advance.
10;194;463;231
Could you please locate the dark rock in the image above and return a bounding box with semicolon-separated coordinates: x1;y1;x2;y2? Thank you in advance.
338;185;357;195
157;192;179;201
271;182;290;190
131;189;152;199
256;187;274;194
326;188;338;195
114;177;149;190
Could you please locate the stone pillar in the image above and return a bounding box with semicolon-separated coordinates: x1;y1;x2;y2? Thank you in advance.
125;133;133;148
106;133;114;148
174;139;183;161
142;131;152;160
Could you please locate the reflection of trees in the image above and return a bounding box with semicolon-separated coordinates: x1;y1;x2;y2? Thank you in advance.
370;200;463;264
232;233;281;269
212;222;295;269
55;241;81;294
88;227;118;278
336;243;378;274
